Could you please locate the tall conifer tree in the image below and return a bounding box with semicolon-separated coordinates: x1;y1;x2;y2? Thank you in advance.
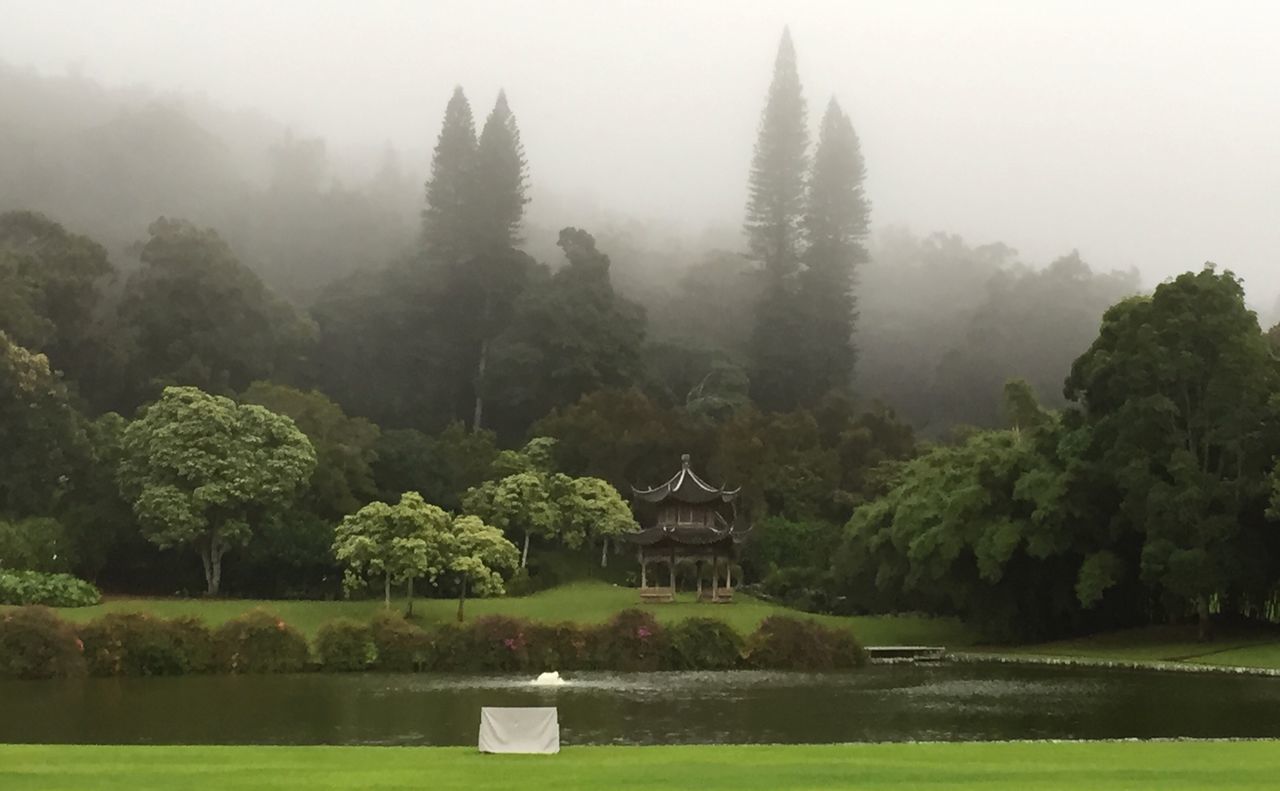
472;90;530;252
798;97;869;396
422;87;478;262
745;28;811;411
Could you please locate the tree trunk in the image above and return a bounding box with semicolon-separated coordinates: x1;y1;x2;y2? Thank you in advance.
384;573;391;609
472;340;488;431
457;577;468;623
600;537;609;568
406;577;415;617
200;540;223;596
521;532;530;568
1197;595;1213;642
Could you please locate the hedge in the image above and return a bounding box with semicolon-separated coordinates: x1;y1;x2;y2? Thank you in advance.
0;570;101;607
0;609;866;679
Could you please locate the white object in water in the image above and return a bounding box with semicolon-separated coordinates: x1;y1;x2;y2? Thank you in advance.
531;670;567;686
478;707;560;754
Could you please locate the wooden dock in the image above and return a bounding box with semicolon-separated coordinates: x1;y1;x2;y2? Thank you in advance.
865;646;947;664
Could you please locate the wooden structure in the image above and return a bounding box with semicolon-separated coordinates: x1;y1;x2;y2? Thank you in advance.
625;454;747;603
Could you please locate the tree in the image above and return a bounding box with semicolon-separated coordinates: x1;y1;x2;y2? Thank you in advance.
463;470;561;568
117;218;314;408
0;331;88;518
241;381;380;519
1065;268;1280;639
0;211;114;381
439;513;518;622
372;422;499;510
797;98;869;398
471;90;529;252
486;228;645;437
117;386;316;595
743;30;813;411
745;28;809;279
558;475;636;567
422;87;478;261
332;491;449;610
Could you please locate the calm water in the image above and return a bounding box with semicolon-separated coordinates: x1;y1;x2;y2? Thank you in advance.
3;664;1280;745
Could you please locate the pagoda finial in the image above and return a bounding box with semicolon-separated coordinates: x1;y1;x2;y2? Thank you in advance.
681;453;691;468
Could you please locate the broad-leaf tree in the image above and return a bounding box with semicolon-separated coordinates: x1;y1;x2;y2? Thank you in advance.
118;386;316;595
439;513;519;622
332;491;451;609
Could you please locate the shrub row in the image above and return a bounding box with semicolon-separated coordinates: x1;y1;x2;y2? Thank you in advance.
0;570;101;607
0;608;866;679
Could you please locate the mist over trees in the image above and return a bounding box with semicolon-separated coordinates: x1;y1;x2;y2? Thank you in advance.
5;30;1274;643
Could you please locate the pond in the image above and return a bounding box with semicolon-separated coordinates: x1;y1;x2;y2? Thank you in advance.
4;664;1280;745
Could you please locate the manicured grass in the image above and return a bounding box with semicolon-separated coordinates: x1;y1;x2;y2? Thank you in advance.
30;581;975;647
987;624;1280;670
3;742;1279;790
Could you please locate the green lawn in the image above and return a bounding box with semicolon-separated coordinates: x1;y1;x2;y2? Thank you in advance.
2;742;1278;790
982;624;1280;670
35;581;975;647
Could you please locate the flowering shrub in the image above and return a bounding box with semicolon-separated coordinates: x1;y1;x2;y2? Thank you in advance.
79;612;213;676
0;570;101;607
665;617;744;670
744;616;866;670
213;609;310;673
526;621;593;671
0;606;85;679
315;619;377;672
369;612;430;671
592;609;667;671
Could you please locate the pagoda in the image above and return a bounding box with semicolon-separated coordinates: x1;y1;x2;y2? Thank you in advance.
626;454;746;603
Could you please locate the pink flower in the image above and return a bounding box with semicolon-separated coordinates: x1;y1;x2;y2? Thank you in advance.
75;638;84;653
636;627;651;639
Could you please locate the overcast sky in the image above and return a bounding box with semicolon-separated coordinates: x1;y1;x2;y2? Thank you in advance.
3;0;1279;297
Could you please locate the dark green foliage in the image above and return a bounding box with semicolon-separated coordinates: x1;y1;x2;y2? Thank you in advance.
373;424;499;511
79;613;213;676
592;609;667;672
369;612;431;672
450;615;532;672
472;91;529;251
745;615;865;670
0;570;101;607
422;87;479;261
116;218;314;407
315;619;377;672
212;609;310;673
525;621;593;671
665;617;744;670
0;606;85;679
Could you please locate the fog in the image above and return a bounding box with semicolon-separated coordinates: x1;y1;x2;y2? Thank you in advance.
4;0;1279;298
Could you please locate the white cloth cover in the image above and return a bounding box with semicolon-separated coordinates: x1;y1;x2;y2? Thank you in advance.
477;707;560;754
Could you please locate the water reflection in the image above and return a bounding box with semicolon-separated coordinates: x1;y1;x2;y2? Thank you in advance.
4;665;1280;745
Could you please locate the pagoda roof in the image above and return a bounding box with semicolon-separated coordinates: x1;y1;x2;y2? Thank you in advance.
625;524;750;548
631;454;740;504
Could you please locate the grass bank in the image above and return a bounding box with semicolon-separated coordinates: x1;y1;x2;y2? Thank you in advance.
988;624;1280;671
33;581;974;647
3;742;1279;790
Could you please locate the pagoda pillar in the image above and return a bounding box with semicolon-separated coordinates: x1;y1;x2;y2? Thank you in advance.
640;552;647;588
669;547;677;594
711;555;719;601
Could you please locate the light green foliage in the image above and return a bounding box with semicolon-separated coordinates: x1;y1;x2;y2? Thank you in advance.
0;517;70;572
332;492;451;606
463;437;635;567
441;513;518;620
117;386;317;595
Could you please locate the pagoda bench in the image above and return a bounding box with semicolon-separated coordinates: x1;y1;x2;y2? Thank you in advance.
639;587;676;603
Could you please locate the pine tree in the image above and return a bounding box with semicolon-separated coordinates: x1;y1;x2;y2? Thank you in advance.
422;86;478;262
798;97;869;397
472;90;530;252
745;28;811;411
744;28;809;278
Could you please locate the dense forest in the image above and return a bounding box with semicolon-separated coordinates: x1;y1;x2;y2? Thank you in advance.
3;32;1276;642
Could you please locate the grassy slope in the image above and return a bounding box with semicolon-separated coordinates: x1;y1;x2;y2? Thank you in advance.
985;624;1280;670
38;581;976;647
3;742;1279;791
